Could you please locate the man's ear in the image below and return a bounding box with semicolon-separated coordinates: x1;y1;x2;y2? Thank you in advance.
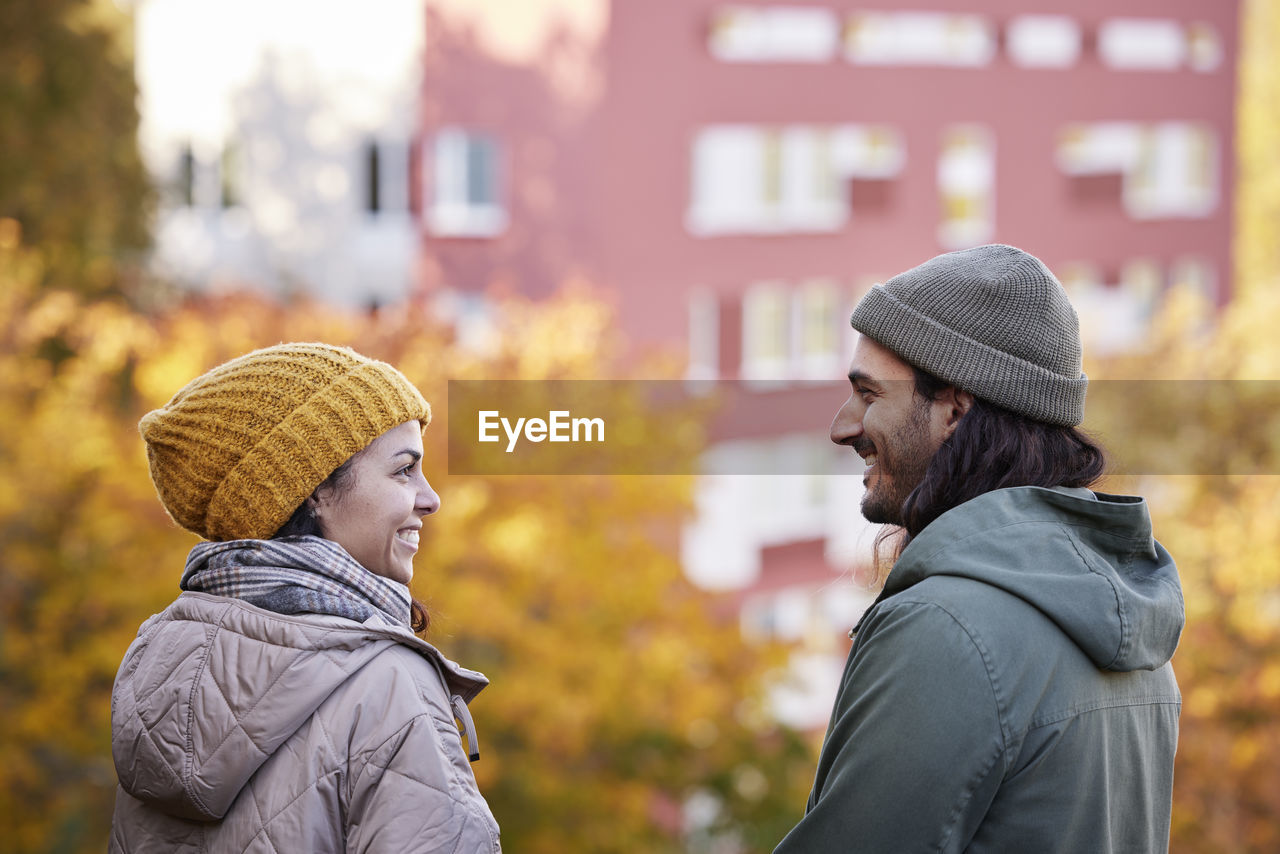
937;387;974;439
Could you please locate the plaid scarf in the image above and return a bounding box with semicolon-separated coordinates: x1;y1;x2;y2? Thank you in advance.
181;536;412;629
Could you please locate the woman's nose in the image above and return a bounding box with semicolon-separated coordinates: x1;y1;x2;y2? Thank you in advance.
418;479;441;515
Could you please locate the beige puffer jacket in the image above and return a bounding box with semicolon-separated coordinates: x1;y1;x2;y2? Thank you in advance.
109;591;500;852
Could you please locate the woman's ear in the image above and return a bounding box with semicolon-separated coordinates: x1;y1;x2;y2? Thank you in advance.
305;489;333;538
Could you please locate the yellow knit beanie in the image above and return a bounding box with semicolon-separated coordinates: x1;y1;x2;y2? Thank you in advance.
139;342;431;541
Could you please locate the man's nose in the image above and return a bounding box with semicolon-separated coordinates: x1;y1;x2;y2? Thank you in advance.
830;398;864;445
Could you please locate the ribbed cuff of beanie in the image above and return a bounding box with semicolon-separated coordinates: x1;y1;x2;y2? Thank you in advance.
851;285;1087;426
203;360;430;541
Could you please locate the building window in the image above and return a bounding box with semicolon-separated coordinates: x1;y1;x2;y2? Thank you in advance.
709;6;839;63
364;137;410;217
741;283;790;380
365;139;381;213
794;280;840;378
1057;122;1142;174
844;12;995;67
1186;23;1223;72
687;290;720;380
688;126;842;234
1119;258;1163;313
1127;124;1217;218
1098;19;1186;71
1062;259;1160;355
1006;15;1081;68
1171;256;1217;302
740;281;843;380
177;143;196;207
1097;18;1222;72
830;124;906;178
425;128;506;237
1057;122;1217;219
689;126;763;234
741;589;812;642
219;141;240;209
173;141;239;209
937;125;994;249
1057;262;1103;303
687;123;903;236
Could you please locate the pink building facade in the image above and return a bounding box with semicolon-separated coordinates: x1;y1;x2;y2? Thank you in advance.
419;0;1237;359
417;0;1239;727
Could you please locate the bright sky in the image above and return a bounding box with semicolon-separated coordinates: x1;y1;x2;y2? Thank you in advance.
134;0;425;147
427;0;606;63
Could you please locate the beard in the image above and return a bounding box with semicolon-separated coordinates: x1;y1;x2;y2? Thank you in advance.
859;399;938;526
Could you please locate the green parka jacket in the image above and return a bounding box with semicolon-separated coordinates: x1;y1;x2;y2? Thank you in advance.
775;486;1183;854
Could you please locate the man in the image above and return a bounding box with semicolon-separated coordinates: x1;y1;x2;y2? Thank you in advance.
775;245;1183;853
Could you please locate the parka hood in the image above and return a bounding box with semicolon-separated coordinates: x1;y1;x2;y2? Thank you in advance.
111;592;486;821
880;486;1183;672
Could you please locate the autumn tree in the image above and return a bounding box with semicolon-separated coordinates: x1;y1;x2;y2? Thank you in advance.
1067;4;1280;849
0;243;813;852
1083;279;1279;854
1084;0;1280;836
1149;2;1280;848
0;0;151;297
1236;0;1280;291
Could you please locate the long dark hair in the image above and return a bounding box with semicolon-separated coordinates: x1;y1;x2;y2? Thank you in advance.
274;456;431;634
874;367;1107;576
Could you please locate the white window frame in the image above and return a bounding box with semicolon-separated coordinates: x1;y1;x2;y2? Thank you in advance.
741;282;791;381
1056;122;1218;219
1097;18;1187;71
365;136;411;217
937;125;995;249
1126;123;1218;219
845;12;995;67
687;123;903;237
709;6;839;63
1006;15;1082;69
425;128;506;237
686;290;720;380
793;279;841;379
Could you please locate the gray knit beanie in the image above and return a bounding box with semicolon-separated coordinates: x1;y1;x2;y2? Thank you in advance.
850;244;1087;426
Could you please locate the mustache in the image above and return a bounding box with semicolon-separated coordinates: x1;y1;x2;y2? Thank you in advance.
852;437;876;457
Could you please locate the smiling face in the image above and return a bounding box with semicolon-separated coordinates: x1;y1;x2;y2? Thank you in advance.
830;336;969;525
311;420;439;584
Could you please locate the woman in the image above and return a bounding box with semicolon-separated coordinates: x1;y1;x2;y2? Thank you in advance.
109;342;500;852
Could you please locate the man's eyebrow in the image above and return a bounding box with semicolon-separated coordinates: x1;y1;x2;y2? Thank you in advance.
393;449;423;463
848;370;883;390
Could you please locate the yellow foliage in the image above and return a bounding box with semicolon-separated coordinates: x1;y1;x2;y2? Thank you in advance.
0;243;811;853
1088;7;1280;841
1098;266;1280;852
1236;0;1280;294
